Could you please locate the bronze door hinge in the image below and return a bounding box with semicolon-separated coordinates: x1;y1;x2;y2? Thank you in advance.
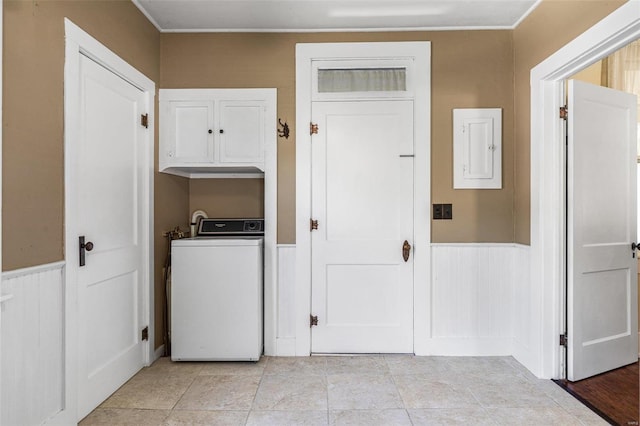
310;219;318;231
559;333;567;347
141;113;149;128
141;326;149;341
310;315;318;327
559;106;568;120
310;122;319;135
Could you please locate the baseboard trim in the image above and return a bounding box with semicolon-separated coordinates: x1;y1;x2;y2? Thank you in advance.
153;345;165;363
275;337;296;356
426;337;513;356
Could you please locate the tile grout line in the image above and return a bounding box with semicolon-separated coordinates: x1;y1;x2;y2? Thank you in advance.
167;362;203;413
243;356;270;425
324;358;330;425
384;355;415;426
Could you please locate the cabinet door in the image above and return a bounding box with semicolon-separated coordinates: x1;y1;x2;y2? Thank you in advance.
218;100;265;164
169;101;214;163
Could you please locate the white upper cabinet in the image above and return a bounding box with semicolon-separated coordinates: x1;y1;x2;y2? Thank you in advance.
160;89;276;178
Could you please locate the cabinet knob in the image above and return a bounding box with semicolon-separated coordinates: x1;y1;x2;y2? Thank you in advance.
208;129;213;134
219;129;224;134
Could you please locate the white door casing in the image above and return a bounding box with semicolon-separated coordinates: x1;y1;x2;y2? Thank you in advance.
65;19;155;422
296;42;430;356
567;79;638;381
311;101;414;353
528;1;640;379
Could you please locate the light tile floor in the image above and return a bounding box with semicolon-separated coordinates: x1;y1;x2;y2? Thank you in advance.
80;355;608;425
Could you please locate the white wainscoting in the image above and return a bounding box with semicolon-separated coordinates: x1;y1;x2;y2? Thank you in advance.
276;245;296;356
511;244;534;370
276;243;532;359
1;261;66;426
430;244;530;356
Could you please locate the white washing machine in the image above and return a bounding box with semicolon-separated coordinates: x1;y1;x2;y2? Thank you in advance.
170;219;263;361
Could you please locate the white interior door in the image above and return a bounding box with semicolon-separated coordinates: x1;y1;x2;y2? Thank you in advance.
310;100;414;353
567;79;638;381
75;54;147;418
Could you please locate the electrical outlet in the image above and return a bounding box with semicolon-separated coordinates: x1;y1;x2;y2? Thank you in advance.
443;204;453;220
433;204;443;220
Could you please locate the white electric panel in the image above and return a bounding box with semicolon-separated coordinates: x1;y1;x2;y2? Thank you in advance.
453;108;502;189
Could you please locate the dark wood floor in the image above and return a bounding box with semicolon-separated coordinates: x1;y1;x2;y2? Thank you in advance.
554;362;638;426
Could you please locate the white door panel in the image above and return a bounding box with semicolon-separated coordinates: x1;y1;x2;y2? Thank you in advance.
77;54;146;418
567;79;638;381
325;264;402;325
86;272;138;371
311;100;414;353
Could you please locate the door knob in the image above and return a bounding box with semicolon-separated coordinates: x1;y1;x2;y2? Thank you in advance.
402;240;411;262
632;242;639;251
79;236;94;267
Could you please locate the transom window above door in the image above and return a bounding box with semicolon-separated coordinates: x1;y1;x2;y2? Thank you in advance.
312;59;415;100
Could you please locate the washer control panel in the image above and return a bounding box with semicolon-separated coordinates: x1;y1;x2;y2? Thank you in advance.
197;218;264;236
243;220;263;233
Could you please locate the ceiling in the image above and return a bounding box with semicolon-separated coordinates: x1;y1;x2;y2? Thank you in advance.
133;0;541;32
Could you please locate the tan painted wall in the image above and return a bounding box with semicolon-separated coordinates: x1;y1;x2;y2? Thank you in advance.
571;60;603;85
3;0;189;347
6;0;625;351
189;179;264;220
513;0;626;244
161;31;516;244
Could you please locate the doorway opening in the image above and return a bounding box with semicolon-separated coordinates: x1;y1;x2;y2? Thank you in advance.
529;0;640;381
552;43;640;426
529;1;640;424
